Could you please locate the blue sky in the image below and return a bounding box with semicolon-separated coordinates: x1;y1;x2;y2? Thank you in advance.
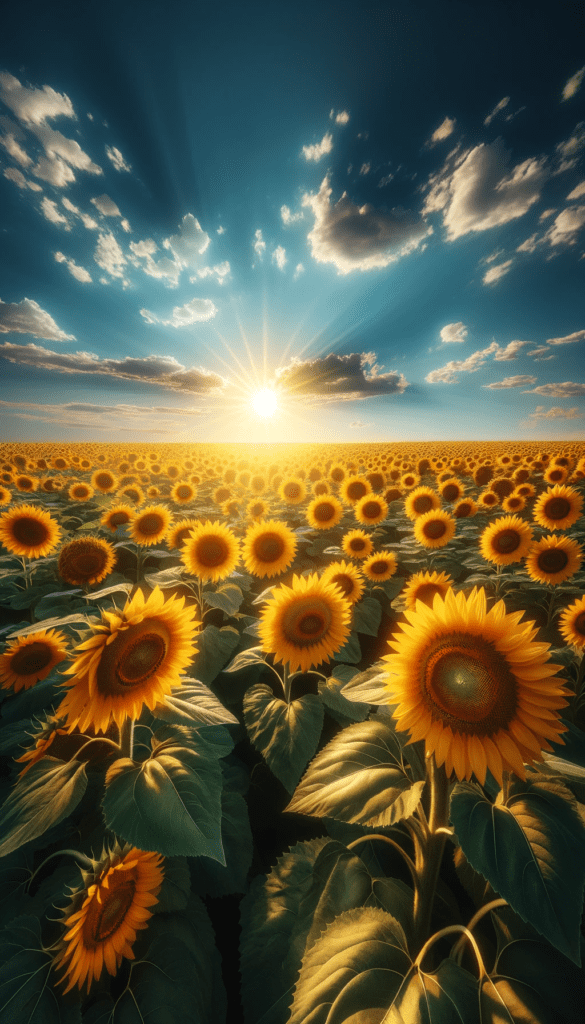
0;0;584;444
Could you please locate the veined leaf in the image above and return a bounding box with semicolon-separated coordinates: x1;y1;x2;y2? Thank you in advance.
0;757;87;859
153;678;238;727
385;959;480;1024
204;583;243;616
0;915;81;1023
194;624;240;684
243;684;324;793
352;596;382;637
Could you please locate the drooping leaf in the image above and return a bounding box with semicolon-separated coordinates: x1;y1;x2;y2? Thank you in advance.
286;718;425;828
339;661;391;704
243;683;324;793
190;763;253;897
318;676;370;723
386;959;480;1024
144;564;188;589
223;645;266;672
0;915;82;1023
0;757;88;858
152;678;238;727
203;583;243;616
450;776;585;964
333;630;361;664
194;624;240;683
352;596;383;637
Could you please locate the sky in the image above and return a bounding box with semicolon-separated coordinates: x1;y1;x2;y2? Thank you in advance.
0;0;584;445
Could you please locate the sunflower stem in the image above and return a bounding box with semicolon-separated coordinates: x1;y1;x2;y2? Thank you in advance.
120;718;135;760
546;588;556;628
494;563;502;600
135;546;144;584
451;898;508;965
283;663;291;704
347;833;419;894
412;754;451;956
26;848;94;892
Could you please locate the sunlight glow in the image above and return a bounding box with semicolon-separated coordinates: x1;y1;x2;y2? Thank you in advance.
251;388;278;418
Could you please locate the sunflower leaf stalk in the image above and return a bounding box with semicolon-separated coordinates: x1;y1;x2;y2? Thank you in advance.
120;717;135;760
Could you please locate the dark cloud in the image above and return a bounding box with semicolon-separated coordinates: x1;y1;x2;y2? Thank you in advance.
275;352;409;403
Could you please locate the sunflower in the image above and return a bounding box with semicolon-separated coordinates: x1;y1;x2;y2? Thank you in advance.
57;586;199;734
366;471;385;492
0;504;61;558
354;495;389;527
242;519;297;578
68;482;95;502
516;483;536;500
91;469;118;493
559;596;585;649
181;520;240;582
453;498;478;519
384;587;570;785
258;573;351;673
170;481;196;505
117;484;144;505
329;463;347;485
321;560;365;604
129;505;172;547
491;476;516;499
544;465;568;486
0;628;68;692
213;485;232;505
362;551;397;582
250;474;266;495
402;569;454;611
533;484;584;532
312;480;331;496
59;534;115;585
223;499;241;517
439;478;465;503
246;498;269;521
478;489;499;509
306;494;344;530
342;529;374;560
384;487;403;504
15;474;38;492
165;518;199;550
404;486;441;521
0;486;11;505
479;515;534;567
525;535;582;586
502;494;526;514
413;510;456;550
279;477;307;504
401;472;420;490
340;475;372;505
54;842;164;995
101;504;135;532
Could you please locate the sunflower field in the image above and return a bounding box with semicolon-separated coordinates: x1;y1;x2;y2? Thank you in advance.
0;440;585;1024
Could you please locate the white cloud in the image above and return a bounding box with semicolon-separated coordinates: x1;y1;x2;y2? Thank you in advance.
140;297;218;327
330;110;350;124
192;261;231;285
528;405;582;420
0;399;204;430
539;208;557;220
425;341;500;383
483;259;513;285
91;194;122;217
545;329;585;346
272;245;287;271
494;340;528;360
130;238;157;258
567;181;585;201
217;225;225;234
484;97;510;126
0;297;75;340
359;162;371;176
281;204;304;225
485;248;505;263
523;382;585;397
0;128;32;167
302;175;429;274
545;205;585;246
554;122;585;173
428;116;456;146
129;238;181;287
105;145;131;172
61;197;98;230
53;251;92;283
164;213;210;267
3;167;41;191
293;263;305;279
440;322;468;344
94;232;126;279
40;197;70;228
378;173;394;188
30;122;101;175
516;233;542;253
0;72;74;123
32;154;76;187
562;67;585;101
253;228;266;259
422;139;548;240
483;375;537;389
527;346;552;359
302;132;333;162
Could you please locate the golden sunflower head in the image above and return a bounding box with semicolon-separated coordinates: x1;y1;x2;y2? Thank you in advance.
58;537;116;587
57;586;199;734
242;518;297;578
525;534;583;586
328;463;347;485
278;477;307;505
166;517;201;550
362;551;397;582
68;483;94;502
171;481;196;505
439;478;464;503
258;572;351;673
91;469;118;493
479;514;534;566
213;485;232;505
0;486;12;505
533;484;584;532
404;486;441;521
15;474;38;492
384;487;403;504
181;520;240;582
340;475;372;505
54;841;164;995
453;498;478;519
117;484;145;505
0;628;68;692
559;595;585;649
0;503;61;558
101;504;135;532
413;509;457;550
321;560;365;604
354;495;389;527
246;498;269;521
402;570;454;611
312;480;331;496
502;494;526;514
341;528;374;560
400;472;421;490
544;465;568;486
129;505;172;547
479;489;499;508
306;494;344;530
385;587;570;785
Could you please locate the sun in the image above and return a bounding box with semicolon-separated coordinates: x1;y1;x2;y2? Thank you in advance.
251;387;278;418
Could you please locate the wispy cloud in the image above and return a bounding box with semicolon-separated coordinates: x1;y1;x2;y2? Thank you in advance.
54;251;92;283
545;329;585;346
140;297;218;327
483;259;513;285
427;116;456;147
527;405;583;420
281;204;304;226
562;66;585;102
483;375;537;389
330;109;350;124
40;197;70;228
425;341;500;383
483;96;509;126
440;322;468;344
522;381;585;397
105;145;131;172
252;229;266;260
272;245;287;271
0;297;75;340
301;132;333;162
94;232;127;280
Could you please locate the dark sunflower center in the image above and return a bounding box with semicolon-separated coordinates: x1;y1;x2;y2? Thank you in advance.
362;501;382;519
370;560;389;575
124;489;140;502
92;878;136;941
118;633;167;685
138;514;164;535
331;469;344;482
349;538;366;551
283;598;333;646
109;512;130;527
298;613;325;635
96;473;113;488
549;470;564;481
413;495;433;513
483;494;497;505
573;612;585;637
537;548;568;574
253;533;284;562
176;486;191;500
455;503;472;518
492;529;520;554
442;484;459;502
17;477;34;490
215;488;230;502
11;642;52;676
314;502;335;522
175;527;194;547
422;634;517;731
414;583;443;608
423;520;446;539
543;497;571;520
70;551;106;577
284;484;301;499
404;477;415;487
330;574;354;596
12;516;49;546
73;486;89;497
54;458;67;469
197;537;228;566
347;482;367;501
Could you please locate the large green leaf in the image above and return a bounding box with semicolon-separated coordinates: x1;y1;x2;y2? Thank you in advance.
352;596;383;637
339;661;392;705
450;776;585;964
386;960;480;1024
203;582;243;616
0;757;87;858
194;624;240;683
289;906;410;1024
102;724;228;860
152;678;238;727
0;915;81;1023
287;718;425;827
190;763;253;896
333;630;361;663
481;938;585;1024
243;683;324;793
318;676;370;724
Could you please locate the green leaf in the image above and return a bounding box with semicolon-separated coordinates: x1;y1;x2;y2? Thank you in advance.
144;564;188;589
204;583;244;616
154;856;192;914
83;581;133;602
243;684;324;793
333;630;361;663
223;645;266;673
190;766;253;896
318;676;370;723
450;776;585;964
6;612;96;638
194;624;240;683
0;757;88;858
352;596;383;636
102;725;227;861
339;661;391;704
289;906;410;1024
286;719;425;827
0;915;81;1023
152;678;238;727
481;938;585;1024
386;959;480;1024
